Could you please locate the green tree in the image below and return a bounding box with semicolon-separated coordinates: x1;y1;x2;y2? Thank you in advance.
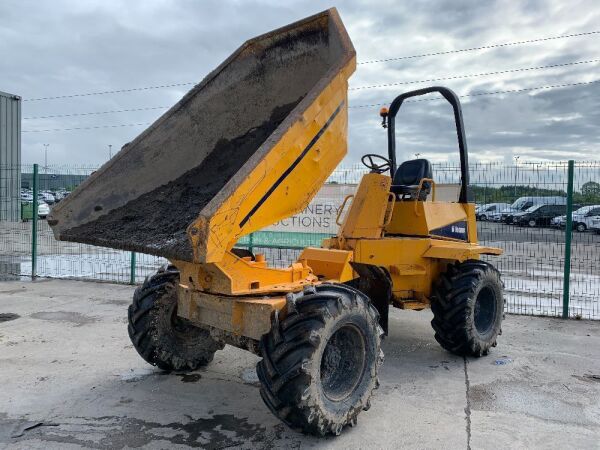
582;181;600;196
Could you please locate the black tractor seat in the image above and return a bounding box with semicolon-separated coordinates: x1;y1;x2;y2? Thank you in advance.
390;159;433;201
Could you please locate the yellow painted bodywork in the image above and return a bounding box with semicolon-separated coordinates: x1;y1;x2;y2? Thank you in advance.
338;173;393;239
298;247;354;282
177;284;287;340
173;55;356;298
167;59;502;333
174;251;316;296
386;201;470;238
188;59;356;264
322;173;502;307
175;165;502;335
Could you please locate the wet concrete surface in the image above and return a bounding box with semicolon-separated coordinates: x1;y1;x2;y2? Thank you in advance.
0;279;599;449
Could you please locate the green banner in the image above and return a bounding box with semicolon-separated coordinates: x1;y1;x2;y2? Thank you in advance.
236;231;333;249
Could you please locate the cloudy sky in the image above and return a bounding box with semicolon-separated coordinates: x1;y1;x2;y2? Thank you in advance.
1;0;599;167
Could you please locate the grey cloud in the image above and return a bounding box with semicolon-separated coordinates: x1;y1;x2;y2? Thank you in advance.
1;0;598;166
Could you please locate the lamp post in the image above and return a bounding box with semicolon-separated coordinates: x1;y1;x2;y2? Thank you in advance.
108;144;112;159
43;144;49;190
513;155;520;199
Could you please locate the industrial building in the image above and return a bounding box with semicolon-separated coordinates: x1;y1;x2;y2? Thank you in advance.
0;90;21;221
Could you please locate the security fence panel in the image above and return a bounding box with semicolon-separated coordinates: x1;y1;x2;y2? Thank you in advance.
0;164;29;280
0;161;598;320
444;161;571;318
569;162;600;319
462;161;598;319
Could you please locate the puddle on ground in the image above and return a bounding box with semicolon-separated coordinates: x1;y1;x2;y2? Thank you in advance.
0;419;58;440
30;311;97;327
0;313;20;323
2;414;295;448
470;380;594;425
178;373;202;383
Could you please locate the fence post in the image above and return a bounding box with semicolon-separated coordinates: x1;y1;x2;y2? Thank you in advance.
562;160;574;319
248;232;254;254
129;252;136;285
31;163;39;280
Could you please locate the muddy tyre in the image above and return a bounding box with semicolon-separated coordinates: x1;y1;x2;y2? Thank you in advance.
430;260;504;357
127;265;224;371
256;283;384;436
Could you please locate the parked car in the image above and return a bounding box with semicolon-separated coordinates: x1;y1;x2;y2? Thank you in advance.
39;191;56;204
21;201;50;221
475;203;511;221
491;196;567;224
513;204;567;227
571;205;600;232
591;217;600;235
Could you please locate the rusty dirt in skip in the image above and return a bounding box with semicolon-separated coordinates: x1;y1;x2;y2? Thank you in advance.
62;99;302;262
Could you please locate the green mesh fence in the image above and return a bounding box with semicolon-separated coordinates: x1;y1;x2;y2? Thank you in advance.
1;161;599;319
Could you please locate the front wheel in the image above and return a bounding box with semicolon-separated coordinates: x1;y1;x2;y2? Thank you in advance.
127;265;224;371
528;219;536;227
430;260;504;357
257;284;383;436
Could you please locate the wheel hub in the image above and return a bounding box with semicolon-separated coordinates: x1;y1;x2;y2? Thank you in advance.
474;286;497;335
320;324;366;401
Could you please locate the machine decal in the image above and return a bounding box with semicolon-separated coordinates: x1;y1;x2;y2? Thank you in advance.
239;100;345;228
431;220;468;240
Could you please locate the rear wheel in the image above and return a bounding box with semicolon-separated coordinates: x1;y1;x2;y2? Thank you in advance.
575;223;587;232
528;219;536;227
127;265;224;371
257;284;383;436
430;260;504;357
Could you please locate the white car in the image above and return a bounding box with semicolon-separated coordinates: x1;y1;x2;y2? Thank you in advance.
489;207;515;222
37;201;50;218
571;205;600;232
476;203;511;221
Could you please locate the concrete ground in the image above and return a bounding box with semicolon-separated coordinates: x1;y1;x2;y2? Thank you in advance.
0;280;599;449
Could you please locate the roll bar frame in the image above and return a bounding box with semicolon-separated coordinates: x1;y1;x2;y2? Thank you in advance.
386;86;470;203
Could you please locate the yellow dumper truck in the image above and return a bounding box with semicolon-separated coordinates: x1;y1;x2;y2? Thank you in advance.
48;8;504;436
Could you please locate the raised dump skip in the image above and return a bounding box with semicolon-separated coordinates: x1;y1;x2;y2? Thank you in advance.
49;8;355;262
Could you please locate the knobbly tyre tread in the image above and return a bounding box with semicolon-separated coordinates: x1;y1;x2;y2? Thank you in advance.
256;283;384;436
127;265;224;371
430;260;504;357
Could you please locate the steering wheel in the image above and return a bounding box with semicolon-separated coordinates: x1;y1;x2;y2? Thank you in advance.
361;154;391;174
